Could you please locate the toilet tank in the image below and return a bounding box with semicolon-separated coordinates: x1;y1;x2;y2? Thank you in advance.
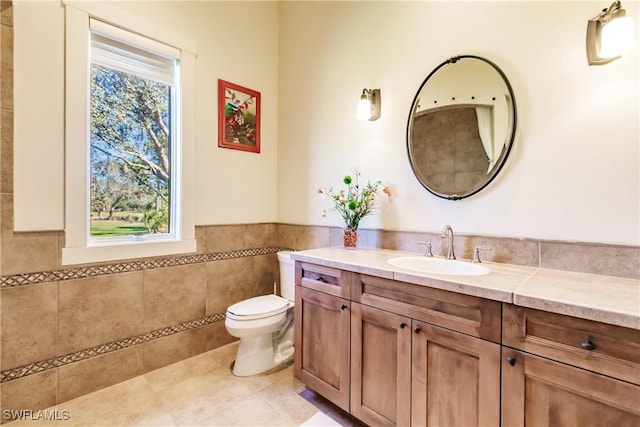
277;251;295;302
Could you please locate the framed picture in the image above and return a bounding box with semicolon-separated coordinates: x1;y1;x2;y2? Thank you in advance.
218;79;261;153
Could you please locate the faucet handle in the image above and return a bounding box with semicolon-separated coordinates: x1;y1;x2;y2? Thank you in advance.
472;247;492;263
417;241;433;257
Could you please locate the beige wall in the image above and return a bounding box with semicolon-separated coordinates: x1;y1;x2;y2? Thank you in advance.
278;1;640;245
11;1;640;241
13;0;280;230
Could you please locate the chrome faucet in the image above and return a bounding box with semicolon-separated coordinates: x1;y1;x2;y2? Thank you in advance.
441;225;456;260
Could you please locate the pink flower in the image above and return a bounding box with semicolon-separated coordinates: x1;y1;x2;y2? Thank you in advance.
317;187;324;195
382;186;392;196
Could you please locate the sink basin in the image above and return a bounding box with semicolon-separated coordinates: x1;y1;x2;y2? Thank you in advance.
387;256;490;276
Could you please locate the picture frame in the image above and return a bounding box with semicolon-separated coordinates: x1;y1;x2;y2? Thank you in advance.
218;79;261;153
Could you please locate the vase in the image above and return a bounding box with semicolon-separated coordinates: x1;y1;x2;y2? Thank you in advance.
343;228;358;248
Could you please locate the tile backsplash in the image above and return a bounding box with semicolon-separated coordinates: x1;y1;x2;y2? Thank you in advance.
277;224;640;280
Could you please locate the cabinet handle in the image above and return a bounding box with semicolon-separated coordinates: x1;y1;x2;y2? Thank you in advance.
507;356;516;366
400;322;407;329
341;304;347;311
414;326;422;334
581;340;596;351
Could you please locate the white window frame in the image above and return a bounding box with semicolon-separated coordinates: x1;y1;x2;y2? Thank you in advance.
88;19;180;245
62;1;197;265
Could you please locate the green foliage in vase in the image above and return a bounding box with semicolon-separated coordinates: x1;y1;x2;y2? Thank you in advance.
318;168;391;231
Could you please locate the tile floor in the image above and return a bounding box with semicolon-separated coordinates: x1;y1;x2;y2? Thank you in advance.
5;342;363;427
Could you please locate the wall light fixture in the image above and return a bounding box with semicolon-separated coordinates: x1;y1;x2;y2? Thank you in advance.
587;1;636;65
356;88;381;121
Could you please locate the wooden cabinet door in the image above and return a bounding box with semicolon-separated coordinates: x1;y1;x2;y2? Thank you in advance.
294;285;350;411
502;348;640;427
350;303;411;427
411;321;500;427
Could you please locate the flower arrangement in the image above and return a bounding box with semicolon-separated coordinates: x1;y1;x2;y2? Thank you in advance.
317;168;391;231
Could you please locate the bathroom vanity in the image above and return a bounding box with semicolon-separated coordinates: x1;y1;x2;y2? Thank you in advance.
292;248;639;427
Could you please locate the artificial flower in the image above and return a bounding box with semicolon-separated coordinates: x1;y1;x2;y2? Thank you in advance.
318;168;389;230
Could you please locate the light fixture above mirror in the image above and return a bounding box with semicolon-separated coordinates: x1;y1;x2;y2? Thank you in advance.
356;88;381;121
587;1;636;65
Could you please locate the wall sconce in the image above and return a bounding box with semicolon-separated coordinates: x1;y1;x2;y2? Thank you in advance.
356;88;381;121
587;1;636;65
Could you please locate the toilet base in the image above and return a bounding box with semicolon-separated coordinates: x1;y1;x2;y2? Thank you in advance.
231;310;295;377
232;334;278;376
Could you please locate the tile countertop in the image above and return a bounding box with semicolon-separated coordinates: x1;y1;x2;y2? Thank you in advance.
290;247;640;330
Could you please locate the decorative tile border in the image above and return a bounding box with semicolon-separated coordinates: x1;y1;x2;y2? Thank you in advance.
1;247;291;288
0;313;227;383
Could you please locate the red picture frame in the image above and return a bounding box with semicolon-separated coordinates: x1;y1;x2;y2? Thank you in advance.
218;79;261;153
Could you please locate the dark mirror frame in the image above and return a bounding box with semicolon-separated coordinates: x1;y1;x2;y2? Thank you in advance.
406;55;517;200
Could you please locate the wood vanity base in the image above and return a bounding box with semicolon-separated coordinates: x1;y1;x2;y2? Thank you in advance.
294;260;640;427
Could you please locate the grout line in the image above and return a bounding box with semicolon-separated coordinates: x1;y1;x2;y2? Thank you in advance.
538;241;542;268
255;392;300;426
55;280;60;405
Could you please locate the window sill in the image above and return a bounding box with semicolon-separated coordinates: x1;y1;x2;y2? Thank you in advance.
61;239;197;266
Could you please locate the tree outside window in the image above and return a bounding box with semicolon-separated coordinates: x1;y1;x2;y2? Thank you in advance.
89;64;174;238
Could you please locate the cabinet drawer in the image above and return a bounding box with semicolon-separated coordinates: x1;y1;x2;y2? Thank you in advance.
295;261;352;298
353;274;501;342
503;304;640;385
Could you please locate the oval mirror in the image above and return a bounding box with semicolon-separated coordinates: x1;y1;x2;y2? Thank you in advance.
406;55;517;200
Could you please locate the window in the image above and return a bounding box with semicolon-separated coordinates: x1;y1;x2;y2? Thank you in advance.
62;2;197;265
89;21;178;241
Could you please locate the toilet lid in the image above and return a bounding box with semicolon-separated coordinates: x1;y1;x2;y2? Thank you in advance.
227;294;289;318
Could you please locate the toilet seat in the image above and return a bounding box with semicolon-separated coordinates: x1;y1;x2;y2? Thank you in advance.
226;294;290;321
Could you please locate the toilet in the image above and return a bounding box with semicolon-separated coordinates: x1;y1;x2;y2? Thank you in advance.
225;251;296;376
